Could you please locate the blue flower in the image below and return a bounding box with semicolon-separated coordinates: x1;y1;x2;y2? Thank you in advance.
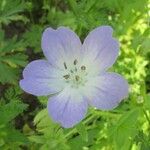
20;26;129;128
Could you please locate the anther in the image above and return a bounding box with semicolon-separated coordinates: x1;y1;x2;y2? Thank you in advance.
81;66;86;70
63;74;70;79
64;62;67;69
75;75;80;81
74;59;78;65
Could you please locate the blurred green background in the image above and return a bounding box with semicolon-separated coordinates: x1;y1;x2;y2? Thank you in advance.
0;0;149;149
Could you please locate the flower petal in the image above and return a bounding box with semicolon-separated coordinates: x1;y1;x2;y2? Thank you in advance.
41;27;82;68
82;26;119;72
47;88;88;128
20;60;65;96
83;72;128;110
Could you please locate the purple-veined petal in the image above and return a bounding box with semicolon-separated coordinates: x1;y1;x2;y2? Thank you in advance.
47;87;88;128
41;27;82;68
20;60;65;96
82;26;119;72
83;72;128;110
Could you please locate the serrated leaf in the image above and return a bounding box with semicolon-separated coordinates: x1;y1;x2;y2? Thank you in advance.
1;53;28;67
34;109;48;126
3;125;29;144
0;62;18;84
0;101;28;125
0;29;28;84
34;108;56;133
28;135;45;144
0;0;27;25
23;25;43;52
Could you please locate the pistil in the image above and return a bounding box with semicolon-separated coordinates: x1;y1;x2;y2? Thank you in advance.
62;59;88;88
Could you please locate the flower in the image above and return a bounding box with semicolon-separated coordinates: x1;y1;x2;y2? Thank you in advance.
20;26;128;128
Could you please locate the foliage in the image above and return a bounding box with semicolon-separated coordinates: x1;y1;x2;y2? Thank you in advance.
0;87;28;149
0;0;149;149
0;0;28;25
0;29;28;84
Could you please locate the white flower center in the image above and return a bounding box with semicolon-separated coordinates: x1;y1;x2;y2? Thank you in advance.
62;59;88;88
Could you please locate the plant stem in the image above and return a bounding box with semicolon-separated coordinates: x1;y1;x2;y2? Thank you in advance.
143;109;150;126
64;114;96;139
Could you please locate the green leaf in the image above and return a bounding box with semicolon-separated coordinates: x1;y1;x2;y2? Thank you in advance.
0;100;28;125
34;108;57;133
33;109;70;150
37;96;48;105
0;29;28;84
28;135;45;144
3;125;29;144
0;125;29;149
0;0;28;25
69;128;100;150
23;25;43;52
0;53;28;67
108;108;140;150
135;131;150;150
144;94;150;110
76;123;88;142
0;62;18;84
34;109;50;128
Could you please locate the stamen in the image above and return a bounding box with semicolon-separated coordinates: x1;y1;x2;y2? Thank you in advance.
75;75;80;81
73;59;78;65
81;66;86;70
64;62;67;69
63;74;70;79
